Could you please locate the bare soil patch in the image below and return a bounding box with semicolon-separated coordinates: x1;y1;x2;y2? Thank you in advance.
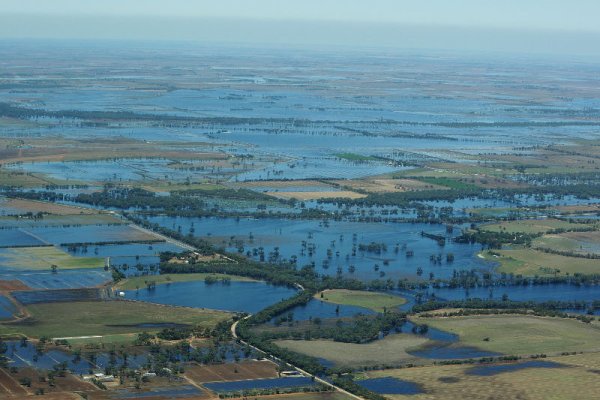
185;360;278;383
0;280;30;291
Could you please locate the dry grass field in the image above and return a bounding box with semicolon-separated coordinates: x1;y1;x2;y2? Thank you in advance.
481;248;600;276
533;231;600;255
0;137;226;164
335;178;447;193
261;393;354;400
266;190;367;200
412;314;600;356
0;198;98;215
480;218;593;234
0;213;123;228
0;300;231;338
365;352;600;400
275;334;428;367
235;180;332;189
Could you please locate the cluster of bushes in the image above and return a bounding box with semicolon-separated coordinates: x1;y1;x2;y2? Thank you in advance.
454;230;538;248
413;300;597;322
255;311;407;344
535;247;600;259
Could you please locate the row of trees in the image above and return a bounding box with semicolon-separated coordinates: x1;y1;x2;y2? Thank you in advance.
252;311;407;344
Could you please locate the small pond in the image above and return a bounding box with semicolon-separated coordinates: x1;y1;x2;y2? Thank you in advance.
466;360;564;376
357;377;424;395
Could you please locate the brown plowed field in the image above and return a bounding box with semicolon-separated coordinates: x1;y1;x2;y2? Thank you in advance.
0;280;30;291
185;360;278;384
0;368;30;397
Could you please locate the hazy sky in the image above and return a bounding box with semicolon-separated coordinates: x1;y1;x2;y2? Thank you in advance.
1;0;599;57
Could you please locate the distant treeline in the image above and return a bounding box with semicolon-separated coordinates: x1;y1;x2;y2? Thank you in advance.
2;102;600;129
412;298;599;313
73;186;335;220
454;230;538;248
413;299;597;323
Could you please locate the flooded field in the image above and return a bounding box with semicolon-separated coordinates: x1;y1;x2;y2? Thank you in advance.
0;269;110;289
277;298;375;322
0;229;45;247
124;280;297;313
111;385;202;399
465;360;563;376
203;376;317;393
1;38;600;400
3;340;148;374
0;295;16;319
357;377;424;395
147;215;491;281
428;283;600;304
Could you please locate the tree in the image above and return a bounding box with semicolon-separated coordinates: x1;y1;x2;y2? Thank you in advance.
19;377;32;387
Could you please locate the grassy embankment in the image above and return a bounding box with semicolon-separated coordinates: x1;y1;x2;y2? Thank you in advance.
316;289;406;313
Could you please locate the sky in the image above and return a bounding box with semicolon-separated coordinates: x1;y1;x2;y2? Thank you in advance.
1;0;599;57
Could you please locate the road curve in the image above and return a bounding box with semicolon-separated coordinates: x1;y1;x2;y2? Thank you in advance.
120;211;363;400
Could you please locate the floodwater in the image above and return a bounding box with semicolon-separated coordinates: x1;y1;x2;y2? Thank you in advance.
358;377;424;395
1;44;600;370
0;294;16;319
124;280;297;313
276;298;374;322
112;385;201;399
428;283;600;304
0;268;111;289
3;340;147;374
203;376;316;393
466;360;563;376
147;215;491;281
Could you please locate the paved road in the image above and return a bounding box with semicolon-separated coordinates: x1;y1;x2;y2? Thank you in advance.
125;220;197;252
230;317;364;400
120;211;364;400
